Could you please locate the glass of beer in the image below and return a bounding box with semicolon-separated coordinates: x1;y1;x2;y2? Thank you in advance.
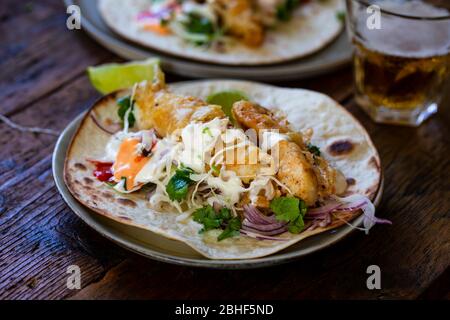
346;0;450;126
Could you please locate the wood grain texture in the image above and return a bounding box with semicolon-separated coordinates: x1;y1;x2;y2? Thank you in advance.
0;0;448;300
0;0;114;116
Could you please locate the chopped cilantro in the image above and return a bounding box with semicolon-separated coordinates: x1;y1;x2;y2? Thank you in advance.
270;197;307;234
336;11;346;23
193;206;241;241
183;12;215;35
117;95;135;128
218;217;241;241
166;166;195;201
277;0;300;21
307;143;321;157
218;207;232;221
193;205;222;232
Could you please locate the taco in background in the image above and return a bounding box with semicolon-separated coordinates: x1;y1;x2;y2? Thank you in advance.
98;0;345;65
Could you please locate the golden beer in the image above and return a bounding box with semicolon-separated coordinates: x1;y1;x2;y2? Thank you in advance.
346;0;450;126
354;40;450;110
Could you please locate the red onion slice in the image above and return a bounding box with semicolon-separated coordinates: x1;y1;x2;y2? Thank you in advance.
333;200;367;212
241;205;288;238
242;220;288;236
305;195;392;233
242;219;287;231
307;201;341;216
243;205;278;225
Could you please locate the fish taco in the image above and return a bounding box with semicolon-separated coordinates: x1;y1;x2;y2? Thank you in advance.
98;0;345;65
64;77;387;260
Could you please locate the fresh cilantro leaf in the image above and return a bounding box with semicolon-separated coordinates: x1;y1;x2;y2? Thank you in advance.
271;197;308;234
193;205;222;232
288;216;305;234
218;207;232;221
271;197;300;222
277;0;300;21
193;206;241;241
183;12;215;35
336;11;346;23
218;217;241;241
299;199;308;217
175;166;194;179
166;166;195;201
307;143;321;157
117;95;135;128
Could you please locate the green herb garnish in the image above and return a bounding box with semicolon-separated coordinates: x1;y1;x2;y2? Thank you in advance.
166;166;195;202
218;217;241;241
183;12;215;35
277;0;300;21
193;206;241;241
270;197;307;234
336;11;346;23
120;177;128;191
193;205;222;232
117;95;135;128
307;143;321;157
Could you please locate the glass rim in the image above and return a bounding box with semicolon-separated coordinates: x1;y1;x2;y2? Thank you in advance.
351;0;450;21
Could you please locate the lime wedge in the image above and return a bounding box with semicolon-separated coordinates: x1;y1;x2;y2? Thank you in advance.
206;90;249;122
87;58;164;94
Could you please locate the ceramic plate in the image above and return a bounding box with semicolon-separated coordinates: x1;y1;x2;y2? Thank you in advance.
65;0;352;81
52;83;384;269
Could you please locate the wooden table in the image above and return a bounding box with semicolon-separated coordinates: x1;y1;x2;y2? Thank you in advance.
0;0;448;300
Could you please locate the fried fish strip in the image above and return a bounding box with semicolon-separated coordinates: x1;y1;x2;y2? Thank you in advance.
232;101;339;205
133;82;225;136
232;101;290;133
210;0;265;47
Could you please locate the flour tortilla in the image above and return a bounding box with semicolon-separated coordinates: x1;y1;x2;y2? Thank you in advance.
98;0;345;65
64;80;381;260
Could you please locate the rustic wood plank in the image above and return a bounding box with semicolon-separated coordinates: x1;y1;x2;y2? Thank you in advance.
280;66;354;103
0;0;114;116
418;268;449;299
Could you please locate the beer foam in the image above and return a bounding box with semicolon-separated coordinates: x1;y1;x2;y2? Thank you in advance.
357;0;450;58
